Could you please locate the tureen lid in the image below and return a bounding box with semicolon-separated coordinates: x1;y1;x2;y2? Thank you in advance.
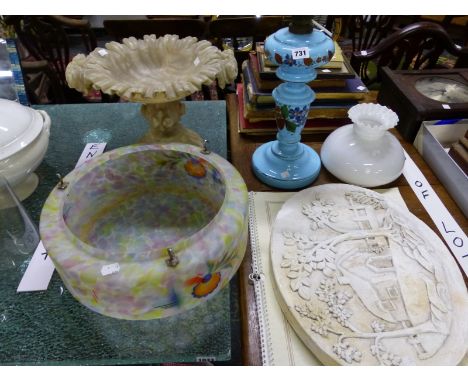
0;99;44;161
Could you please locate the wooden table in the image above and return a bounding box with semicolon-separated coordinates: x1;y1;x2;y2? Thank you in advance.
225;94;468;365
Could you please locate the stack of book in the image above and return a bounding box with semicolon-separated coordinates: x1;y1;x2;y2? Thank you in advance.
237;42;371;135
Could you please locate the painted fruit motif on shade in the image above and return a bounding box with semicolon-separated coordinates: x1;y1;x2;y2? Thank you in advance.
39;143;249;320
184;157;207;178
186;272;221;298
185;243;245;299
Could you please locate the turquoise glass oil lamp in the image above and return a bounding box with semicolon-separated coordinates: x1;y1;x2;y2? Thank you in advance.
252;16;335;189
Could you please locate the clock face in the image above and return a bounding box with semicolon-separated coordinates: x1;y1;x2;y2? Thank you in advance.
415;77;468;103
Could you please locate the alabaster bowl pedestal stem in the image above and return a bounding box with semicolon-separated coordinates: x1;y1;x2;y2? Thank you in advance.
139;101;204;146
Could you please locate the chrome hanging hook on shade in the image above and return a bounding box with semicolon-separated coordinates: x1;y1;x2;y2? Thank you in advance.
165;247;179;268
201;139;211;155
56;173;69;190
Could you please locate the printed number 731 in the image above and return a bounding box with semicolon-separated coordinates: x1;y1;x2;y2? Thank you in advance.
294;50;306;58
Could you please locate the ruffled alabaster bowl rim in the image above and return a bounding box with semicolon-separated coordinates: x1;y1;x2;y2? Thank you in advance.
66;34;235;103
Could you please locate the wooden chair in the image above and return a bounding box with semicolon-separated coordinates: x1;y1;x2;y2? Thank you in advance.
103;18;208;41
328;16;397;59
19;60;65;104
346;16;397;52
415;16;468;46
350;21;468;87
5;15;98;104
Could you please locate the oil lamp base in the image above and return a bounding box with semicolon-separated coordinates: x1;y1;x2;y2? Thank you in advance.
252;141;321;189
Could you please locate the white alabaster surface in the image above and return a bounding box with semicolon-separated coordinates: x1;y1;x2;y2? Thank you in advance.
66;34;238;103
270;184;468;365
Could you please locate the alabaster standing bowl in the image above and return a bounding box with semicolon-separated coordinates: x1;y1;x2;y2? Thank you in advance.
65;34;237;146
39;144;248;320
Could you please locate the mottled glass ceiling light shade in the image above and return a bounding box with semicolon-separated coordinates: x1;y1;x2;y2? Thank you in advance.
40;144;248;320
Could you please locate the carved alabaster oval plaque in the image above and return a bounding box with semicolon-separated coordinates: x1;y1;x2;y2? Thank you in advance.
270;184;468;365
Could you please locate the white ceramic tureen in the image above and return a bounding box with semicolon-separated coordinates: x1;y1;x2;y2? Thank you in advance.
0;99;50;200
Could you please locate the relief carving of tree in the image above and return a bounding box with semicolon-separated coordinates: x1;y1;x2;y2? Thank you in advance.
279;190;452;365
